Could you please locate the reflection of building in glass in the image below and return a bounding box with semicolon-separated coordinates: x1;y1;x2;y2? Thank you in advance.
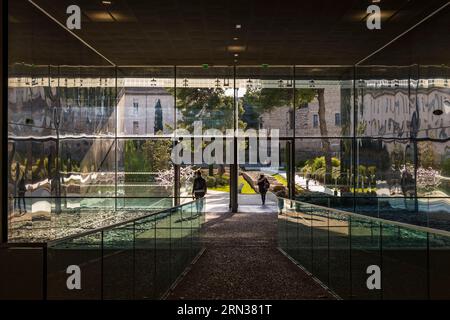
117;87;177;136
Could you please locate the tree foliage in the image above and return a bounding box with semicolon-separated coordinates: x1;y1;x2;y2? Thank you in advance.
242;88;316;113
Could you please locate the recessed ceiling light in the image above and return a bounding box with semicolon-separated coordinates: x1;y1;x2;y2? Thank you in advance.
235;24;241;29
227;45;246;52
234;53;239;57
102;1;112;5
233;37;239;41
85;10;114;21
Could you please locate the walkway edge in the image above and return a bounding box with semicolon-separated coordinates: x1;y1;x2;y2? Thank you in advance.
161;247;206;300
277;247;341;300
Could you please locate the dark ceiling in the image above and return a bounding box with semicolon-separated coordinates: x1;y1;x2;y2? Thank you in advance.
8;0;450;66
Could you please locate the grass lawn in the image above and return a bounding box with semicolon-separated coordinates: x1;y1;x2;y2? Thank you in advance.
209;176;256;194
272;173;288;186
239;176;256;194
272;173;304;193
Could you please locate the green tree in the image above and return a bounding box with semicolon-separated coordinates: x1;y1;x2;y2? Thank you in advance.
154;99;163;133
418;141;435;168
142;138;172;171
174;87;245;176
244;87;332;181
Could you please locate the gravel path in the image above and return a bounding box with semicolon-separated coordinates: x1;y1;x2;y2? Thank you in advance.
167;210;334;300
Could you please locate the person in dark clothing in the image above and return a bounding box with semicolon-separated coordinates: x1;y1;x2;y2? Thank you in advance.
257;174;270;205
192;170;207;213
17;176;27;214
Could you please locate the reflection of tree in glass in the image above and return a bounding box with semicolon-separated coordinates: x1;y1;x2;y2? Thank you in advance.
243;87;333;181
174;88;245;131
154;99;163;133
124;139;172;174
174;87;245;176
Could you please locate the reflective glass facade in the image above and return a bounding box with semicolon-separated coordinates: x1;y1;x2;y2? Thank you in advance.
4;0;449;244
7;64;450;242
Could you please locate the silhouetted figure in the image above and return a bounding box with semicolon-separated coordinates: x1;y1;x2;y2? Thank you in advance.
192;170;207;213
257;174;270;205
17;176;27;214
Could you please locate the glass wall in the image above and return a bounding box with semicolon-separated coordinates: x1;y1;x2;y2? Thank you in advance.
7;64;450;241
354;65;450;230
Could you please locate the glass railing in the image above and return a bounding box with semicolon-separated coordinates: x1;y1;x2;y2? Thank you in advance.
294;195;450;232
277;196;450;299
8;196;193;242
45;198;206;300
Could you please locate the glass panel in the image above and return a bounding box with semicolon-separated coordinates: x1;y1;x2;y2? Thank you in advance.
350;217;381;299
116;67;175;137
134;215;157;299
381;222;428;299
170;207;192;281
9;197;115;242
116;139;174;198
295;66;354;138
295;138;353;210
47;232;102;300
236;66;294;137
429;232;450;299
103;223;135;299
154;209;173;298
311;206;329;285
355;66;412;139
176;67;234;132
289;201;312;272
328;211;351;299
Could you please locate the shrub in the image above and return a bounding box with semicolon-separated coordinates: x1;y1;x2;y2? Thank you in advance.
206;176;216;188
442;157;450;177
215;175;229;186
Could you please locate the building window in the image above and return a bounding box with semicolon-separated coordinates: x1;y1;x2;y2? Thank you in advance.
313;114;319;128
335;113;341;126
133;100;139;114
133;121;139;134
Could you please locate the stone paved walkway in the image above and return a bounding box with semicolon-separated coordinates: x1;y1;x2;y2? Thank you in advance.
167;208;334;300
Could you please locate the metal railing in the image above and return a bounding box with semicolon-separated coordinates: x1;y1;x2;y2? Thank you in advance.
276;196;450;299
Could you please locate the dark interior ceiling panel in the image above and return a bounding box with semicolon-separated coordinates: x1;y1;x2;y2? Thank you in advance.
8;0;450;66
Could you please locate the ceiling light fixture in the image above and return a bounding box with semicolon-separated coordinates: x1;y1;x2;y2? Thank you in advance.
234;53;239;57
235;24;241;29
102;1;112;5
227;45;246;52
233;37;239;41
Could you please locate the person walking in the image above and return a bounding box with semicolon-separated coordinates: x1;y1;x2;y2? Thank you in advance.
257;174;270;205
192;170;207;214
